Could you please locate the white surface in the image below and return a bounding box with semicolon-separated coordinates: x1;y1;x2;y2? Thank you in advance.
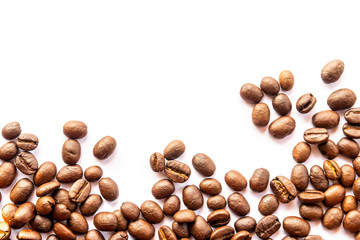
0;1;359;239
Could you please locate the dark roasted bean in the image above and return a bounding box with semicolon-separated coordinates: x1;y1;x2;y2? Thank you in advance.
338;137;360;158
299;203;323;221
258;194;279;216
121;202;140;221
343;210;360;233
140;200;164;224
192;153;216;176
207;195;227;210
62;139;81;164
80;194;103;216
283;216;310;237
327;88;357;111
149;152;165;172
163;140;186;160
249;168;269;192
312;110;340;129
36;181;60;197
207;209;231;227
210;226;234;240
67;212;88;234
343;123;360;138
303;128;328;144
190;215;213;240
291;164;309;191
84;165;103;182
94;212;118;231
310;165;329;191
268;116;296;139
93;136;117;160
2;121;21;140
234;217;256;233
16;133;38;151
240;83;264;104
260;76;280;96
255;215;281;239
99;177;118;201
163;195;180;216
272;93;292;115
128;218;155;240
296;93;316;113
270;176;297;203
321;59;344;83
56;164;83;183
152;179;175;199
28;214;53;233
63;120;87;139
15;151;38;175
318;140;339;159
53;222;76;240
165;160;191;183
227;192;250;216
36;196;55;215
0;142;18;161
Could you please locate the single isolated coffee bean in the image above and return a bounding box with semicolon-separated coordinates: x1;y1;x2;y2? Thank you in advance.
17;229;42;240
290;164;309;191
152;179;175;199
207;195;227;210
327;88;357;111
69;179;91;203
279;70;294;91
62;139;81;164
33;161;57;186
258;194;279;216
323;160;341;180
270;176;297;203
255;215;281;239
337;137;360;158
99;177;119;201
252;103;270;127
128;218;155;240
10;178;34;204
321;59;345;83
272;93;292;116
260;76;280;96
309;165;329;191
15;151;38;175
67;212;89;235
227;192;250;216
56;164;83;183
149;152;165;172
158;225;177;240
303;128;329;144
323;184;345;207
173;210;196;223
210;226;234;240
121;202;140;221
36;196;55;215
63;120;87;139
140;200;164;224
296;93;316;113
343;210;360;233
192;153;216;176
322;207;344;229
298;190;325;204
283;216;310;237
268;116;296;139
93;136;117;160
84;165;103;182
16;133;39;151
240;83;264;104
249;168;269;192
318;139;339;159
312;110;340;129
2;121;21;140
53;222;76;240
200;178;222;195
163;140;186;160
190;215;213;240
0;142;18;161
207;209;231;227
36;181;60;197
340;164;356;187
165;160;191;183
80;194;103;216
292;142;311;163
163;195;180;216
234;216;257;233
172;221;190;238
53;188;77;212
0;221;11;240
345;108;360;125
299;203;323;221
94;212;119;231
225;170;247;191
343;122;360;139
113;209;128;231
85;229;105;240
183;185;204;210
342;195;358;213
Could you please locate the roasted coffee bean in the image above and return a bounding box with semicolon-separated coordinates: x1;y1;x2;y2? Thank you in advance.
14;202;36;224
128;218;155;240
312;110;340;129
279;70;294;91
299;203;323;221
305;235;324;240
353;157;360;175
340;164;356;187
158;225;176;240
149;152;165;172
210;226;234;240
62;139;81;164
318;139;339;159
140;200;164;224
298;190;325;204
322;207;344;229
323;160;341;180
249;168;269;192
80;194;102;216
47;234;60;240
283;216;310;237
113;209;128;231
67;212;88;234
345;108;360;125
121;202;140;221
192;153;216;176
93;136;117;160
15;152;38;175
190;215;213;240
268;116;296;139
52;204;71;221
1;203;24;229
353;178;360;201
165;160;191;183
343;210;360;233
228;192;250;216
310;165;329;191
258;194;279;216
231;231;252;240
234;217;256;233
84;165;103;182
10;178;34;204
28;214;53;233
163;195;180;216
342;195;358;213
338;137;360;158
183;185;203;210
172;221;190;238
292;142;311;163
0;221;11;240
207;195;227;210
85;229;105;240
94;212;118;231
163;140;186;160
16;133;38;151
321;59;344;83
343;123;360;138
255;215;281;239
69;179;91;203
260;76;280;96
63;120;87;139
54;222;76;240
272;93;292;115
36;181;60;197
33;161;57;186
225;170;247;191
291;164;309;191
17;229;42;240
240;83;264;104
303;128;328;144
109;231;128;240
152;179;175;199
252;103;271;127
270;176;297;203
2;121;21;140
296;93;316;113
173;210;196;223
36;196;55;215
327;88;357;111
324;184;346;207
56;164;83;183
99;177;119;201
200;178;222;195
207;209;231;227
0;142;18;161
53;189;77;212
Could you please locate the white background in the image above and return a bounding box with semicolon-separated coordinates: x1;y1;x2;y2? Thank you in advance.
1;1;360;239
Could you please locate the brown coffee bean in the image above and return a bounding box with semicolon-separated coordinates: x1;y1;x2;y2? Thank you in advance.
165;160;191;183
158;225;176;240
283;216;310;237
249;168;269;192
251;102;272;129
183;185;203;210
227;192;250;216
234;217;256;233
343;122;360;139
231;231;252;240
312;110;340;129
174;209;196;223
318;139;339;159
16;133;38;151
28;214;53;233
94;212;118;231
121;202;140;221
268;116;296;139
2;121;21;140
67;212;88;234
299;203;323;221
305;236;324;240
210;226;234;240
1;203;24;229
163;195;180;216
52;204;71;221
63;120;87;139
340;164;356;187
33;161;57;186
69;179;91;203
353;178;360;201
296;93;316;113
80;194;103;216
36;181;60;197
343;210;360;233
152;179;175;199
172;221;190;238
163;140;186;160
85;229;105;240
0;221;11;240
298;190;325;204
342;195;358;213
207;195;227;210
292;142;311;163
54;222;76;240
258;194;279;216
190;215;213;240
310;165;329;191
272;93;292;116
270;176;297;203
128;218;155;240
303;128;328;144
321;59;345;83
279;70;294;91
99;177;118;201
84;165;103;182
322;207;344;229
0;142;18;161
10;178;34;204
291;164;309;191
192;153;216;176
353;157;360;175
36;196;55;215
225;170;247;191
323;160;341;180
240;83;264;104
327;88;357;111
140;200;164;224
53;189;77;212
93;136;116;160
255;215;281;239
149;152;165;172
15;152;38;175
345;108;360;125
113;209;128;231
56;164;83;183
62;139;81;164
338;137;360;158
17;229;42;240
207;209;231;227
14;202;36;224
200;178;222;195
109;231;128;240
324;184;345;207
260;76;280;96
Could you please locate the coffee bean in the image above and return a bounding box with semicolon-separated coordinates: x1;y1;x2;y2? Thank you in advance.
56;164;83;183
158;225;176;240
36;196;55;215
15;151;38;175
279;70;294;91
327;88;357;111
321;59;345;83
62;139;81;164
190;215;213;240
172;221;190;238
312;110;340;129
258;194;279;216
183;185;204;210
323;160;341;180
272;93;292;115
227;192;250;216
322;207;344;229
28;214;53;232
128;218;155;240
152;179;175;199
318;139;339;159
2;121;21;140
200;178;222;195
305;235;324;240
207;209;231;227
240;83;264;104
252;103;270;127
163;195;180;216
249;168;269;192
113;209;128;231
210;226;234;240
67;212;88;234
33;161;57;186
10;178;34;204
53;222;76;240
99;177;118;201
345;108;360;125
109;231;128;240
296;93;316;113
342;195;358;213
338;137;360;158
69;179;91;203
298;190;325;204
85;229;105;240
292;142;311;163
303;128;329;144
0;221;11;240
353;157;360;175
255;215;281;239
36;181;60;197
290;164;309;191
149;152;165;172
94;212;118;231
234;216;256;233
163;140;186;160
192;153;216;176
140;200;164;224
1;203;24;229
93;136;117;160
52;204;71;221
14;202;36;224
84;165;103;182
121;202;140;221
260;76;280;96
343;210;360;233
353;178;360;201
173;210;196;223
340;164;356;187
268;116;296;139
16;133;38;151
309;165;329;191
47;234;60;240
80;194;103;216
207;195;227;210
0;142;18;161
53;189;77;212
225;170;247;191
343;122;360;138
270;176;297;203
324;184;345;207
63;120;87;139
231;231;252;240
283;216;310;237
165;160;191;183
17;229;42;240
299;203;323;221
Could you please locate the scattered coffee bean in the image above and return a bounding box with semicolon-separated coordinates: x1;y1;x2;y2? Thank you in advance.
353;156;360;175
309;165;329;191
291;164;309;191
121;202;140;221
249;168;269;192
128;218;155;240
260;76;280;96
36;181;60;197
17;229;42;240
63;120;87;139
53;222;76;240
296;93;316;113
292;142;311;163
341;195;358;213
84;165;103;182
234;217;256;233
258;194;279;216
36;196;55;215
56;164;83;183
163;195;180;216
327;88;357;111
210;226;234;240
0;141;18;161
240;83;264;104
340;164;356;187
207;195;227;210
173;209;196;223
2;121;21;140
323;160;341;180
353;178;360;201
192;153;216;176
10;178;34;204
345;108;360;125
227;192;250;216
322;207;344;229
152;179;175;199
94;212;119;231
33;161;57;186
16;133;38;151
53;188;77;212
312;110;340;129
318;139;339;159
272;93;292;116
15;151;38;175
343;210;360;233
165;160;191;183
343;122;360;138
85;229;105;240
99;177;119;201
69;179;91;203
225;170;247;191
270;176;297;203
2;203;25;229
183;185;204;210
52;204;71;221
163;140;186;160
283;216;310;237
67;211;89;234
279;70;294;91
62;139;81;164
113;209;128;231
323;184;346;207
251;103;271;127
190;215;213;240
255;215;281;239
207;209;231;227
80;194;103;216
149;152;165;172
158;225;176;240
268;116;296;139
47;234;60;240
303;128;329;144
231;231;252;240
199;178;222;195
14;202;36;224
321;59;345;83
299;203;323;221
28;215;53;233
109;231;128;240
93;136;117;160
140;200;164;224
298;190;325;204
338;137;360;158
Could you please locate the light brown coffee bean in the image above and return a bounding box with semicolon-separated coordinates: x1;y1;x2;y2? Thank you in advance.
16;133;38;151
279;70;294;91
84;165;103;182
0;221;11;240
225;170;247;191
296;93;316;113
190;215;213;240
283;216;310;237
252;103;270;127
183;185;203;210
255;215;281;239
327;88;357;111
28;214;53;233
80;194;103;216
342;195;358;213
152;179;175;199
67;212;88;234
210;226;234;240
298;190;325;204
200;178;222;195
36;196;55;216
149;152;165;172
56;164;83;183
94;212;118;231
163;195;180;216
113;209;128;231
163;140;186;160
0;142;18;161
165;160;191;183
2;121;21;140
207;209;231;227
207;195;227;210
299;203;323;221
93;136;116;160
128;218;155;240
85;229;105;240
322;207;344;229
121;202;140;221
323;160;341;180
318;139;339;159
345;108;360;125
272;93;292;116
33;161;57;186
69;179;91;203
17;229;42;240
249;168;269;192
343;123;360;139
258;194;279;216
338;137;360;158
312;110;340;129
352;178;360;201
192;153;216;176
227;192;250;216
10;178;34;204
36;181;60;197
53;189;77;212
303;128;328;144
260;76;280;96
15;152;38;175
270;176;297;203
292;142;311;163
99;177;118;201
310;165;329;191
1;203;24;229
234;217;256;233
54;222;76;240
268;116;296;139
52;204;71;221
14;202;36;224
62;139;81;164
172;221;190;238
324;184;345;207
304;235;323;240
240;83;264;104
140;200;164;224
158;226;176;240
354;157;360;175
340;164;356;187
343;210;360;233
321;59;345;83
173;210;196;223
291;164;309;191
63;120;87;139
